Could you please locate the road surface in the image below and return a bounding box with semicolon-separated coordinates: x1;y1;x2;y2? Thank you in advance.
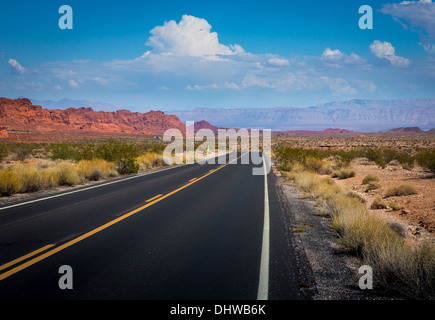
0;152;312;300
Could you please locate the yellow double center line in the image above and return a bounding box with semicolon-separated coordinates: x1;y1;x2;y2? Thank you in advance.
0;153;247;281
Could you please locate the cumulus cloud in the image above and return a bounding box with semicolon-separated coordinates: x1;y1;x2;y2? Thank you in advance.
8;59;27;74
369;40;411;68
145;14;242;57
381;0;435;51
265;58;290;67
320;48;366;66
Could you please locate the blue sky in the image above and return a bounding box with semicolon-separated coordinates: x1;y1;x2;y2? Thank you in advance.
1;0;434;111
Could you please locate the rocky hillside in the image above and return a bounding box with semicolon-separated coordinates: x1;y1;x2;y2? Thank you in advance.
0;98;185;135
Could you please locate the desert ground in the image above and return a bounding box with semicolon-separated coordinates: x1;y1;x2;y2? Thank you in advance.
273;132;435;245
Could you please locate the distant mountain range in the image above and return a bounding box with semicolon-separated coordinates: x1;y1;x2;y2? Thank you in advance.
168;99;435;132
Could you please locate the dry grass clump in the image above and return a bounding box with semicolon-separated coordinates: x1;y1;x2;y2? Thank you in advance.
385;184;419;198
289;169;434;299
0;168;23;196
76;159;117;181
389;202;404;211
370;196;387;209
365;181;381;191
0;159;119;196
362;174;379;185
331;167;356;179
304;156;333;175
136;152;165;171
55;161;81;186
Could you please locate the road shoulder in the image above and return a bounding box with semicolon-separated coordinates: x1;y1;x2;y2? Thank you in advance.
273;167;386;300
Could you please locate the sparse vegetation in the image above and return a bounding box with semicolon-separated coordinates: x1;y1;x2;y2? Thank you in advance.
365;181;381;192
0;138;172;197
331;168;356;179
389;202;403;211
273;142;435;299
362;174;379;185
385;184;419;198
370;196;387;209
414;148;435;175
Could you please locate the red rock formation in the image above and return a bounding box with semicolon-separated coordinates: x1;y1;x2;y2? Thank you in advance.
0;126;8;138
0;98;186;135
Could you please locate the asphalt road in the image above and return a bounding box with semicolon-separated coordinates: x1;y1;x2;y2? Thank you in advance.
0;152;312;300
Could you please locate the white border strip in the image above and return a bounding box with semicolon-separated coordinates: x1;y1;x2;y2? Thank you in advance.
0;151;233;212
257;154;270;300
0;164;189;212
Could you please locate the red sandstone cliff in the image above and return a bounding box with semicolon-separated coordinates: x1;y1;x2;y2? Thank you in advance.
0;98;186;135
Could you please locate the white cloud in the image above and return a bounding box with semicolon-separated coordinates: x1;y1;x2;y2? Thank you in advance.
320;76;357;96
54;84;63;90
369;40;411;68
265;58;290;67
8;59;27;74
145;15;242;57
186;81;240;90
68;79;79;87
321;48;366;66
381;0;435;50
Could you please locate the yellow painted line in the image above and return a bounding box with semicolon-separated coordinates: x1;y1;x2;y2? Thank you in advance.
0;244;54;273
0;152;247;281
145;194;163;202
189;178;197;182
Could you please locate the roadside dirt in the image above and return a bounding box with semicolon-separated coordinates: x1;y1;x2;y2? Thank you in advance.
335;160;434;245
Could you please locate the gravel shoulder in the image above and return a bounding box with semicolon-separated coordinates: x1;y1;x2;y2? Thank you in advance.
273;166;390;300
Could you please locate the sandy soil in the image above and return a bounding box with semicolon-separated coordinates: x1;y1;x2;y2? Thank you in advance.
335;159;434;244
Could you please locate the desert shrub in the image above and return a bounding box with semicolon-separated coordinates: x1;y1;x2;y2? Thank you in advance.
96;139;140;174
288;169;435;299
40;167;60;189
305;156;333;175
385;184;418;198
13;143;35;161
362;174;379;185
389;202;403;211
116;159;139;174
331;168;356;179
16;165;42;193
76;159;116;181
51;144;82;161
414;149;435;175
370;196;387;209
136;152;165;171
37;159;56;169
366;181;381;192
0;168;23;196
0;144;8;161
56;161;80;186
364;239;435;299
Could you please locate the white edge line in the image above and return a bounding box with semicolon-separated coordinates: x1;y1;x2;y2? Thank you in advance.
0;151;234;212
257;154;270;300
0;164;189;212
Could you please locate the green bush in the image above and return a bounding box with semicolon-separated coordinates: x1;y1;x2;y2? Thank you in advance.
0;144;8;161
414;149;435;175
